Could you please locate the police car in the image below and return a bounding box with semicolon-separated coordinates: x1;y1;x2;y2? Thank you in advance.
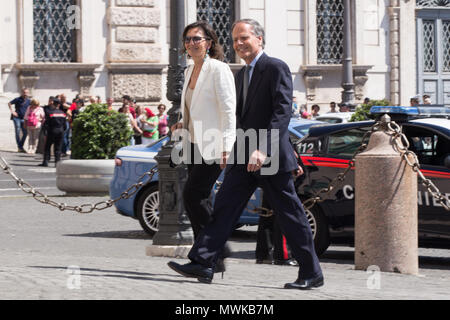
294;105;450;255
109;118;323;236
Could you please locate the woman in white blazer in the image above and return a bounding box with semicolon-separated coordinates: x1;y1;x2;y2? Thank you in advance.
172;21;236;272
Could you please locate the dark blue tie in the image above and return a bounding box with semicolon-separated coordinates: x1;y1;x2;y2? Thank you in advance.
242;65;251;117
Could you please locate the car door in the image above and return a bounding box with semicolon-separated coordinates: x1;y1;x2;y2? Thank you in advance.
298;125;371;229
402;124;450;240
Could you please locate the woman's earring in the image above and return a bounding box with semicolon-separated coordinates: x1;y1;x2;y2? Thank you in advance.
204;49;210;61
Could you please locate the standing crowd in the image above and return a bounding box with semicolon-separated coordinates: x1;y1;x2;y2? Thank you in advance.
7;88;168;166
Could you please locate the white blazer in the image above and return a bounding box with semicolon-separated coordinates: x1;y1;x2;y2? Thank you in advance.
180;56;236;161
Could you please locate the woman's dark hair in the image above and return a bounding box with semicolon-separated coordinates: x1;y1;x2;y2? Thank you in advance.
181;21;224;61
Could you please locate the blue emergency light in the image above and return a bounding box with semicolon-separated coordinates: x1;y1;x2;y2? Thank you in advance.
370;105;450;119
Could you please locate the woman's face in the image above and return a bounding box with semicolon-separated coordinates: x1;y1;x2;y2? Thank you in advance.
184;27;211;60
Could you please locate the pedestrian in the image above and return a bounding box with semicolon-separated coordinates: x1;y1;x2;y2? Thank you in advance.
119;104;142;145
292;96;299;117
311;104;321;118
23;99;45;154
67;98;84;130
8;88;31;152
39;99;68;167
141;108;159;143
423;94;431;104
255;196;297;266
60;94;71;157
106;97;114;110
327;101;338;113
36;96;55;155
339;102;351;112
301;106;311;119
410;96;419;106
157;104;169;137
134;105;145;145
122;95;136;118
168;19;323;289
169;20;236;273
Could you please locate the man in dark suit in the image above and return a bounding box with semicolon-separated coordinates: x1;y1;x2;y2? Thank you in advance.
168;19;323;289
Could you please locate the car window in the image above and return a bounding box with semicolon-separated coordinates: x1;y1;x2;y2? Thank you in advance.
327;127;370;157
293;124;315;136
403;126;449;167
316;118;343;124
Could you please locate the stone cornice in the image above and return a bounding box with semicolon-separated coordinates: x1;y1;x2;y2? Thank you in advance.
15;63;102;72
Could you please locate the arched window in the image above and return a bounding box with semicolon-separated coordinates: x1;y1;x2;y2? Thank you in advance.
33;0;77;62
197;0;235;63
316;0;344;64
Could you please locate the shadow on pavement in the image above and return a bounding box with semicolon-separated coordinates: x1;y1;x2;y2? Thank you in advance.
64;230;152;240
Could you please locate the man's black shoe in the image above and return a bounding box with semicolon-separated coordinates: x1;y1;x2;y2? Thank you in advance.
284;275;324;290
38;163;48;167
167;261;213;284
274;259;298;266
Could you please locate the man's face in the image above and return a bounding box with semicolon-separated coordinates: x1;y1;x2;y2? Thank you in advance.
22;89;29;98
232;22;263;64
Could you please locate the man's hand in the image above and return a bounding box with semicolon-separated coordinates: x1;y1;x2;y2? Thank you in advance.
247;149;267;172
170;122;183;132
220;152;230;170
293;164;304;177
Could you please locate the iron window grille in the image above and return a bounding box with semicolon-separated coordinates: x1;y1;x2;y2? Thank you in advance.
316;0;344;64
417;0;450;7
196;0;235;63
33;0;77;63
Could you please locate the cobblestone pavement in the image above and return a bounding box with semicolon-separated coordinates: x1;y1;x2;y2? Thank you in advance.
0;139;449;301
0;195;449;300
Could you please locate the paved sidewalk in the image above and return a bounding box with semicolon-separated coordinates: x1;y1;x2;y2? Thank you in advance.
0;196;449;300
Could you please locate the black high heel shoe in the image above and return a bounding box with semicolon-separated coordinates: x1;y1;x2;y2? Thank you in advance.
214;259;226;279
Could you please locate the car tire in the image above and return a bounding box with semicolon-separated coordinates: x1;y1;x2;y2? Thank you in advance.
136;185;159;236
305;205;330;256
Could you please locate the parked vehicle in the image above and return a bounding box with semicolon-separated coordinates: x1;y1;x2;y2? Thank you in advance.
110;118;324;236
294;105;450;255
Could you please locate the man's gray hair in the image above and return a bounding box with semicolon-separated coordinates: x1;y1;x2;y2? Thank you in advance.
232;19;265;49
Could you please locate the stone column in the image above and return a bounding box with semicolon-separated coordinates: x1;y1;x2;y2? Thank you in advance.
389;0;400;106
355;115;418;275
107;0;163;102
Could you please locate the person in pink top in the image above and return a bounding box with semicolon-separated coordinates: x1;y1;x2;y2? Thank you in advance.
24;99;45;154
157;104;169;137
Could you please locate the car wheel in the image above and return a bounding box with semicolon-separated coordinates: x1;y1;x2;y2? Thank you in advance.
136;185;159;236
305;205;330;256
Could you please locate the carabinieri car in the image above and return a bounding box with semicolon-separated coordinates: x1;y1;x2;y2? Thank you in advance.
294;105;450;255
110;118;323;236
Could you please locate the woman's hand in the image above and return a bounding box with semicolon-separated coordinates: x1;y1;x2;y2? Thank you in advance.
170;122;183;132
220;152;230;169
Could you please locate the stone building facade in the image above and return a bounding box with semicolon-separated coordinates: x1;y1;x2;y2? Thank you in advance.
1;0;449;110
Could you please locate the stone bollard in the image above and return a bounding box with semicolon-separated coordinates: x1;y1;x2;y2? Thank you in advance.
355;115;418;275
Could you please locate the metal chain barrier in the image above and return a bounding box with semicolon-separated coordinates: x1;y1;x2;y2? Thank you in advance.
387;121;450;211
0;156;157;214
1;116;448;215
302;121;381;211
302;118;450;212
